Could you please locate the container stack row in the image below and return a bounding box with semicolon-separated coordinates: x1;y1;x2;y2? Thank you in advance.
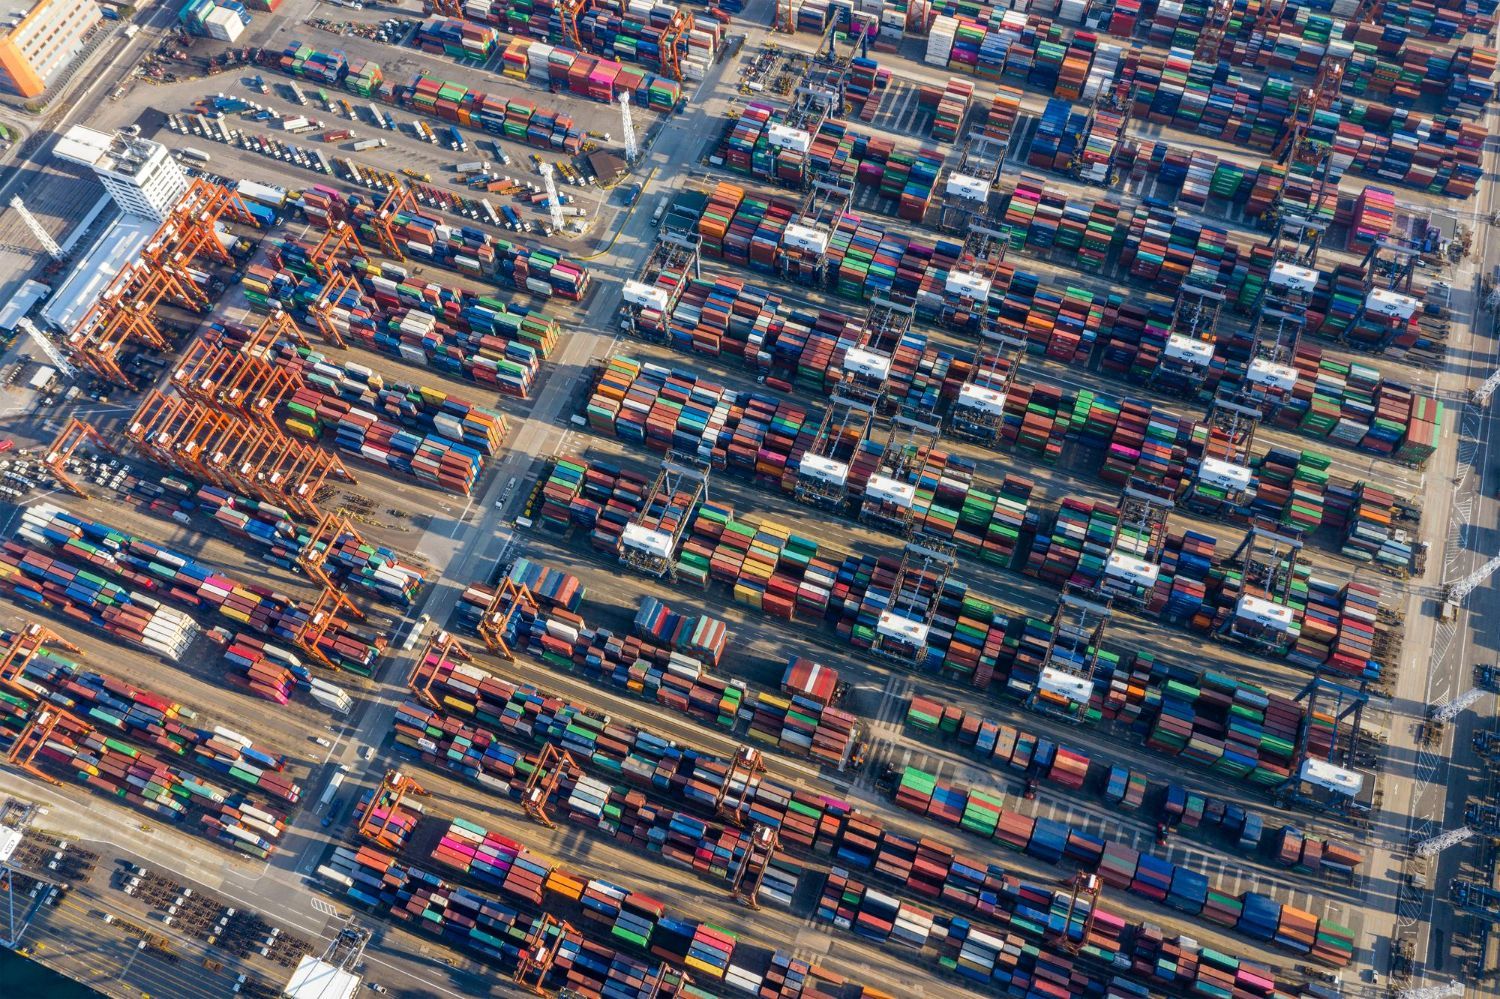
14;504;383;674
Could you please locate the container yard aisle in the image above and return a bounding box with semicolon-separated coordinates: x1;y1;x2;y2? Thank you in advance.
1362;84;1500;982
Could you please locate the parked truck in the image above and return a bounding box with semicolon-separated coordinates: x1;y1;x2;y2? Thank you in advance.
351;137;387;151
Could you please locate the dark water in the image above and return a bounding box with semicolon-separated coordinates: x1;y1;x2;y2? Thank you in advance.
0;949;101;997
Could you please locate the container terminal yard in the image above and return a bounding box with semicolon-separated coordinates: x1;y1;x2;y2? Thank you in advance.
0;0;1496;995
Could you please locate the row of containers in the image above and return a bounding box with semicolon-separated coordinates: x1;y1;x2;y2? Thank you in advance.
455;0;725;81
389;619;1353;981
248;191;592;301
5;503;402;680
498;39;686;111
282;348;508;495
457;563;862;769
681;166;1438;367
578;351;1392;638
198;316;512;497
237;231;564;401
0;627;296;858
625;243;1434;476
323;828;897;999
803;0;1492;195
889;760;1353;963
907;0;1496;46
526;444;1379;789
457;554;1358;847
901;693;1364;874
266;42;611;158
912;5;1495;125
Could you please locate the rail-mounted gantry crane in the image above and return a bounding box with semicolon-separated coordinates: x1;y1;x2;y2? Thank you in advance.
126;390;353;521
515;914;576;996
407;630;475;710
357;769;429;850
522;745;583;828
40;418;112;498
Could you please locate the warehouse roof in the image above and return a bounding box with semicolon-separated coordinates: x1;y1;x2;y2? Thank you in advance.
41;213;154;333
589;151;627;184
283;957;360;999
0;279;50;332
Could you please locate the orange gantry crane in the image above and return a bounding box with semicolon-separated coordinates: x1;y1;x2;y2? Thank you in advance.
775;0;796;32
715;745;765;826
307;221;364;278
515;914;576;996
308;269;360;349
65;263;180;385
293;586;362;670
522;745;582;828
475;578;539;660
357;769;429;850
730;824;779;910
172;320;305;422
0;624;86;786
1192;0;1233;65
127;390;352;520
366;185;418;261
407;630;474;710
41;417;111;498
6;707;84;787
64;179;255;385
0;624;79;696
657;10;695;82
295;511;372;622
558;0;593;50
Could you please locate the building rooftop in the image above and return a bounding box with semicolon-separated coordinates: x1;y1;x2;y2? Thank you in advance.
0;279;51;332
53;125;163;180
40;211;154;333
283;957;360;999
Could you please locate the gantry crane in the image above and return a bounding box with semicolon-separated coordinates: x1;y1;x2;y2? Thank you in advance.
1192;0;1234;65
308;269;361;349
6;707;84;787
730;824;779;909
358;769;429;850
646;963;691;999
65;264;179;385
657;9;695;83
1052;872;1101;954
293;586;363;670
306;222;364;279
515;914;575;996
364;185;418;261
295;511;375;621
869;542;956;667
41;418;111;498
0;624;79;697
716;746;766;826
61;179;250;385
775;0;796;32
557;0;592;49
407;630;474;710
475;578;539;659
172;328;304;421
128;390;354;520
522;745;582;828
